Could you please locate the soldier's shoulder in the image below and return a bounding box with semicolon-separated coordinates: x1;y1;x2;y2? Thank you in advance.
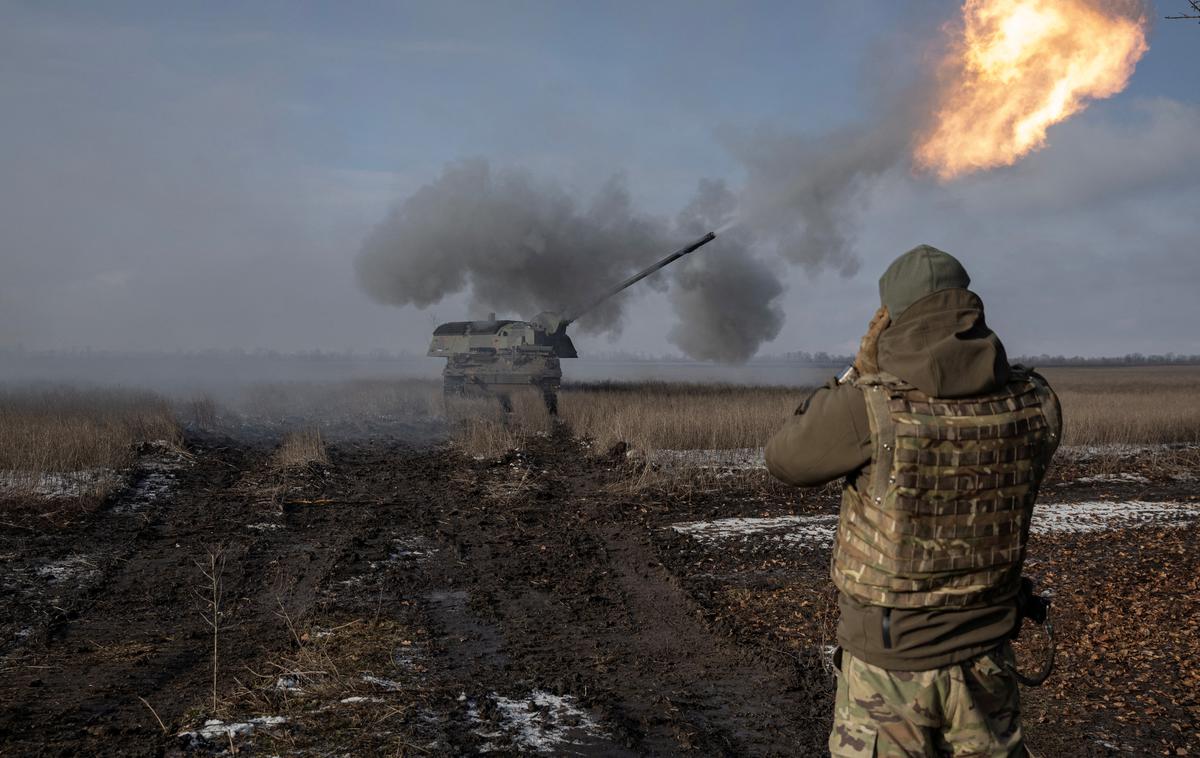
1008;363;1053;388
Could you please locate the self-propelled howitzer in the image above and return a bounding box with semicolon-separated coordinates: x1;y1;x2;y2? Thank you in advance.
427;231;716;414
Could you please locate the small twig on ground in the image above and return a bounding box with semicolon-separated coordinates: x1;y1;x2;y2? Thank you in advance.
275;598;304;649
137;695;168;734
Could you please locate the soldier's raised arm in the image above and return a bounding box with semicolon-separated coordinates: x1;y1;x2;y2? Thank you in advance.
764;378;871;487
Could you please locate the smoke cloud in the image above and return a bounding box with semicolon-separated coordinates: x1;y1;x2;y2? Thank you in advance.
357;115;915;361
355;157;800;359
668;179;783;362
725;122;911;278
355;116;912;362
356;159;670;335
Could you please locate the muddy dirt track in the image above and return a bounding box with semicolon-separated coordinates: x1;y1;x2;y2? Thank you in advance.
1;428;1198;756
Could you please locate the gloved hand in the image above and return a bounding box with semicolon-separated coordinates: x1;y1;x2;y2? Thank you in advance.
853;306;890;376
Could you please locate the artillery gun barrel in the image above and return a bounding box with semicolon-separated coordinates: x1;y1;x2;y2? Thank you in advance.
563;231;717;324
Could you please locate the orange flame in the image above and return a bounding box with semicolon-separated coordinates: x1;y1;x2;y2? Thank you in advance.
915;0;1149;181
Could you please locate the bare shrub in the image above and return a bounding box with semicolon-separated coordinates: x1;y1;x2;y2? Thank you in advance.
194;547;228;715
274;428;330;468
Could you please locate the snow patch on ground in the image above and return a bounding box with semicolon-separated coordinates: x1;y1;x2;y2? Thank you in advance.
651;448;764;470
0;468;123;499
1032;501;1200;534
248;522;284;531
467;690;611;754
36;555;99;583
1058;443;1199;462
389;536;436;561
393;645;422;669
180;716;287;744
670;501;1200;547
671;514;839;548
340;696;383;704
1061;472;1151;486
112;454;187;513
645;443;1200;472
361;674;403;691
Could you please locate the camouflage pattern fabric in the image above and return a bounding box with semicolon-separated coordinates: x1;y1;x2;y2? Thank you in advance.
829;644;1027;757
831;369;1060;609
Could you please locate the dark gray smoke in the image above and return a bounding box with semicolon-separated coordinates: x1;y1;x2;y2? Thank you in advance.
357;113;913;360
356;158;669;335
724;122;910;278
668;179;783;362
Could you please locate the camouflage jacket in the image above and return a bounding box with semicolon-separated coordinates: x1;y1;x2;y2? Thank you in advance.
766;288;1061;670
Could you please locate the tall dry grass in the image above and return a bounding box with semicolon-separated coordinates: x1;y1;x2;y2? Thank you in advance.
274;428;330;468
553;368;1200;456
0;386;181;498
387;368;1200;458
444;388;552;459
0;387;180;471
1039;366;1200;447
559;382;800;453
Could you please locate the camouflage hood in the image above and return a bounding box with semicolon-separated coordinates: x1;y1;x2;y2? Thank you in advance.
876;288;1009;399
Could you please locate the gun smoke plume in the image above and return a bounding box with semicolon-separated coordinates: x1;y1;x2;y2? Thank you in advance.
669;180;783;363
356;158;797;362
357;0;1149;363
356;123;903;362
357;159;667;334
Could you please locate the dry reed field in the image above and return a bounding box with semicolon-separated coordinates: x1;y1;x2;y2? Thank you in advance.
5;366;1196;496
1039;366;1200;447
0;386;180;499
559;382;799;454
453;366;1200;462
443;390;552;458
274;428;330;468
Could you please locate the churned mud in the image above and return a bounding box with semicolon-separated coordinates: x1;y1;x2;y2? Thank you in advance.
0;428;1197;756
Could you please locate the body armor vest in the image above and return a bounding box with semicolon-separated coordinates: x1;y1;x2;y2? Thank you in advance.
831;367;1059;609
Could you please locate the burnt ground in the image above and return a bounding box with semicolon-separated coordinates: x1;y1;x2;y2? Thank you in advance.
0;427;1197;757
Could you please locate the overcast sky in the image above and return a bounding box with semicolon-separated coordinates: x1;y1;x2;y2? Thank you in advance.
2;1;1197;359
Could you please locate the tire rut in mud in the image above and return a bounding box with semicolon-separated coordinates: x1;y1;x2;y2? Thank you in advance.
1;432;839;756
0;435;448;757
413;435;830;755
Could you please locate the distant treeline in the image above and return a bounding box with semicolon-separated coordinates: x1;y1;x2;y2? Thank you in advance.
588;350;1200;367
2;347;1198;367
0;347;425;361
1011;354;1200;367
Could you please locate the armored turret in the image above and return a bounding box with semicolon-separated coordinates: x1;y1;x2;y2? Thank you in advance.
428;231;716;414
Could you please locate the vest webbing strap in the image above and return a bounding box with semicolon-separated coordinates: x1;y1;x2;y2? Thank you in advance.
832;371;1054;610
895;445;1036;467
895;413;1047;441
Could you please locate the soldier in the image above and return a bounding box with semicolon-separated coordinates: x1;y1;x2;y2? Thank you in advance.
766;245;1061;757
